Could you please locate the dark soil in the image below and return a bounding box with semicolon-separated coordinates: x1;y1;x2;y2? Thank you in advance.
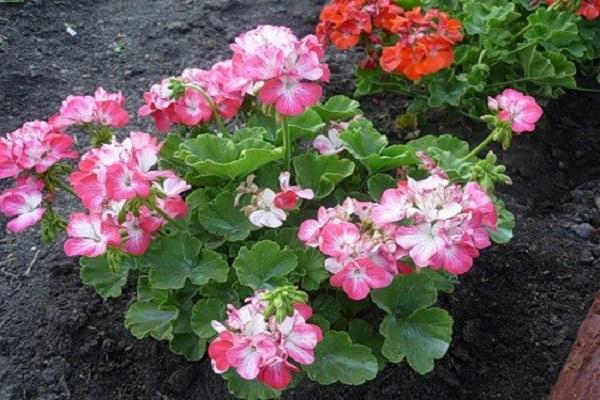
1;1;600;400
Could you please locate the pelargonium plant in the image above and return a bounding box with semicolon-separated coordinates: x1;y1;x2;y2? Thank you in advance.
0;24;542;400
316;0;600;117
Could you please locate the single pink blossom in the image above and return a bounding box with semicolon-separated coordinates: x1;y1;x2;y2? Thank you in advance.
330;258;394;300
489;89;543;134
0;187;46;233
63;213;121;257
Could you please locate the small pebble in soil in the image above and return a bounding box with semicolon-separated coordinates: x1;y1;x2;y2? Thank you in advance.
165;21;191;34
571;223;595;239
579;248;595;264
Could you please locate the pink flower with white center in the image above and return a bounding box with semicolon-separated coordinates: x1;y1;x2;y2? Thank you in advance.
138;79;178;132
372;182;411;227
462;182;498;229
208;291;322;390
313;127;344;155
227;335;278;380
3;121;78;175
488;89;543;134
105;162;151;201
330;258;395;300
174;89;212;126
63;213;121;257
0;186;46;233
122;209;163;255
395;222;446;268
319;221;361;259
50;88;129;129
298;207;330;247
258;76;323;116
273;171;314;210
277;312;322;365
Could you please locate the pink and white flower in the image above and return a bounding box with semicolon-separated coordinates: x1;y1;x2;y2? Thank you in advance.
488;89;543;134
330;258;395;300
313;124;346;155
0;186;46;233
63;213;121;257
208;291;322;390
50;88;129;129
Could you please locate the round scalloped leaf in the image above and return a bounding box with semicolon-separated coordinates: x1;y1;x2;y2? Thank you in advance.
145;232;229;289
371;273;438;316
380;307;453;374
197;191;256;242
174;134;284;180
233;240;298;290
304;330;378;385
125;299;179;341
190;298;226;339
293;153;355;199
312;95;362;122
169;332;206;361
79;255;132;299
224;371;281;400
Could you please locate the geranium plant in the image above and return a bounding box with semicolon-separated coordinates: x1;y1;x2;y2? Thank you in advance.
316;0;600;117
0;24;542;400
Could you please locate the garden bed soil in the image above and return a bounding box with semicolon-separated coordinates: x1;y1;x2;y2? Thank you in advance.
1;1;600;399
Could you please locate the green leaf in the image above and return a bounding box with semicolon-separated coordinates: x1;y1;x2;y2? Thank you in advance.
371;273;438;316
294;248;328;291
524;8;585;58
304;331;378;385
169;332;206;361
79;256;131;299
380;308;453;374
284;109;325;141
338;119;388;159
233;127;267;143
367;173;398;201
348;319;386;370
427;71;468;108
312;293;342;324
461;0;519;36
233;240;298;289
361;145;420;173
224;371;281;400
490;197;515;244
159;134;192;178
145;233;229;289
190;298;226;339
312;95;362;122
198;191;256;242
136;276;169;303
293;153;355;199
175;134;284;180
125;299;179;341
519;47;577;91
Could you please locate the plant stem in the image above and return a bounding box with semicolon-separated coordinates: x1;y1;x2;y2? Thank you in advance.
281;114;292;171
52;177;77;197
186;83;228;137
570;86;600;93
461;131;495;161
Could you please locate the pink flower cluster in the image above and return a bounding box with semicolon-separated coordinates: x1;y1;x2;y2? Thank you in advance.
299;173;498;300
50;87;130;129
0;121;78;232
208;293;322;390
239;172;314;229
64;132;189;257
138;61;249;132
488;89;543;134
232;25;330;116
139;26;329;132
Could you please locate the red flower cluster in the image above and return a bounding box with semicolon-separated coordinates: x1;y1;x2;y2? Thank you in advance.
317;2;463;81
547;0;600;20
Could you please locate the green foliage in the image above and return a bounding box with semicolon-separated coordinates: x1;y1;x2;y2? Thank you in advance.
197;191;256;242
175;133;284;180
79;255;133;299
312;95;362;122
380;308;453;374
233;240;298;289
304;331;379;385
293;153;355;199
224;372;282;400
